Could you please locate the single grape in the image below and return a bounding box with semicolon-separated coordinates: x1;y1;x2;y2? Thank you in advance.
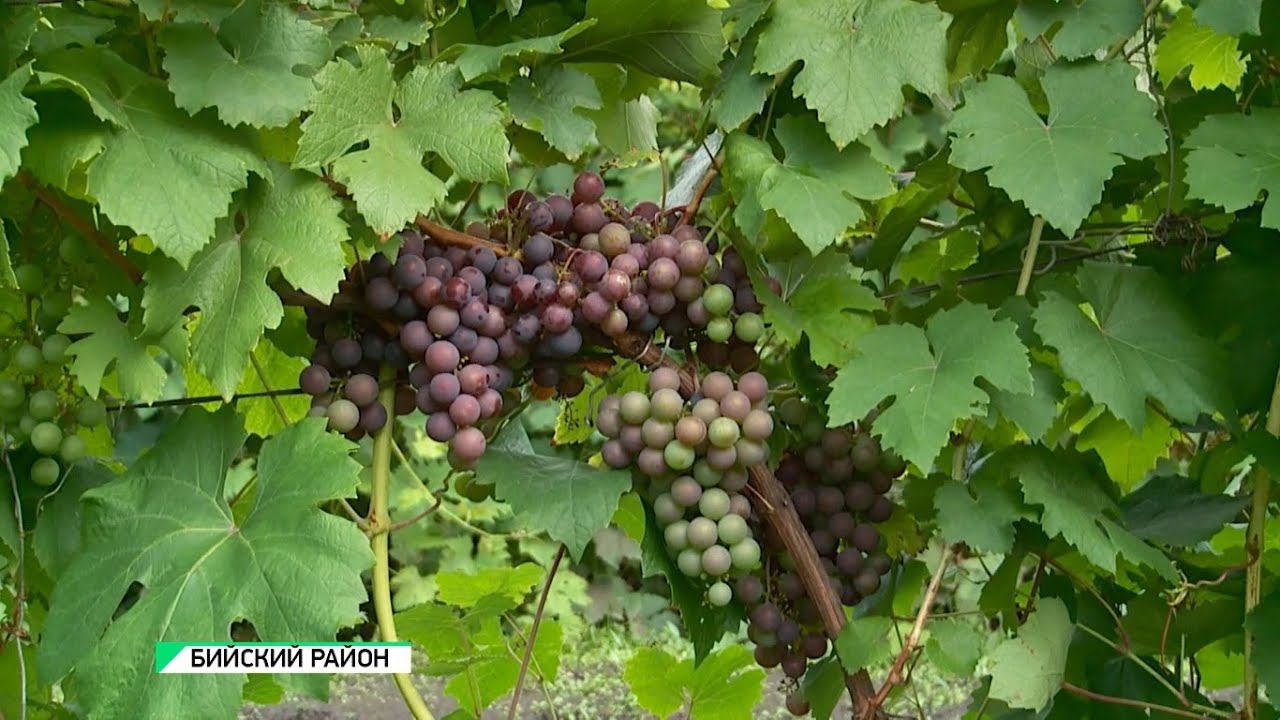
27;390;59;421
717;513;749;544
782;655;806;679
331;339;362;369
686;516;718;549
703;284;734;316
851;433;881;472
601;439;630;469
706;318;732;343
450;394;482;426
701;545;732;576
654;493;683;524
15;264;44;295
677;549;703;578
359;403;388;433
707;417;740;449
326;399;360;433
344;374;379;406
649;388;684;422
0;380;26;410
836;549;864;576
675;415;706;446
619;391;651;424
736;575;764;605
750;603;781;632
698;487;731;520
754;645;784;669
452;427;487;461
692;459;721;488
31;422;63;455
524;202;554;232
719;391;752;422
664;520;690;551
868;496;893;523
692;398;720;425
663;440;696;471
785;692;810;717
14;344;42;373
730;538;761;569
429;373;461;405
853;570;881;596
573;171;605;204
427;412;457;442
425;341;461;374
707;581;733;607
642;418;675;449
829;511;856;539
31;457;60;486
599;223;631;257
734;313;765;343
59;434;87;464
735;438;766;466
741;409;773;441
41;334;71;364
705;445;737;471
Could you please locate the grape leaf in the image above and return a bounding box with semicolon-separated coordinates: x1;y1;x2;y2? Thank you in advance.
835;616;894;672
927;619;985;676
753;0;950;147
442;19;595;82
985;361;1063;442
436;563;544;607
134;0;239;24
988;597;1073;710
564;0;725;84
0;5;37;67
0;64;36;185
58;296;179;402
1246;590;1280;698
29;5;116;54
184;336;309;437
509;65;602;160
143;164;347;398
36;48;265;266
933;474;1029;554
586;65;659;160
37;410;371;718
757;249;882;367
476;420;630;560
1155;9;1247;91
624;645;764;720
1016;0;1142;59
295;47;507;231
1077;409;1178;492
624;648;692;718
712;35;770;131
827;302;1032;471
939;0;1015;81
32;463;111;580
1034;262;1230;430
1184;109;1280;228
18;93;107;190
1121;474;1249;545
800;657;845;720
0;222;14;290
159;0;331;128
948;60;1164;235
1196;0;1262;35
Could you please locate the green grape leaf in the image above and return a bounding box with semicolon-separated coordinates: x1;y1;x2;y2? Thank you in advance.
757;249;882;367
1016;0;1142;59
927;619;984;676
58;296;176;402
986;361;1063;442
1121;474;1249;545
443;19;595;82
800;657;845;720
1077;409;1178;492
37;410;371;717
134;0;239;24
143;164;347;398
835;616;895;672
1195;0;1262;35
712;35;770;132
296;47;506;231
1246;590;1280;697
624;645;764;720
933;474;1029;554
0;64;37;185
828;302;1032;471
988;597;1073;710
586;65;659;160
948;60;1164;235
436;563;544;608
509;65;602;160
0;5;37;67
29;5;116;54
184;336;309;437
564;0;725;84
897;229;980;285
0;222;15;290
19;93;108;190
997;446;1177;580
625;648;692;718
445;656;520;714
1184;109;1280;228
32;463;112;580
754;0;950;147
940;0;1016;81
1155;9;1247;91
159;0;331;128
36;48;265;266
476;421;631;560
1034;262;1230;430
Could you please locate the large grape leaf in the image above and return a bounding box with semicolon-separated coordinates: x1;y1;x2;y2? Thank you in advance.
624;645;764;720
1016;0;1142;59
442;19;595;82
988;598;1073;710
933;473;1030;554
1196;0;1262;35
939;0;1015;82
827;302;1032;471
1077;409;1178;492
58;296;184;403
948;60;1164;235
475;421;630;560
142;164;347;398
0;64;36;185
1121;474;1248;546
1247;590;1280;699
562;0;724;84
37;410;371;719
18;93;107;190
1184;109;1280;228
159;0;331;128
0;222;15;290
29;5;115;54
295;47;507;231
509;65;602;160
753;0;950;147
712;35;770;132
1155;9;1247;91
755;249;882;367
184;337;309;437
35;48;266;267
1033;262;1230;431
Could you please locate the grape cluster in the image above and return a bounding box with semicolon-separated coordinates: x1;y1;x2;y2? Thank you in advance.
597;369;772;602
691;248;773;373
735;402;904;710
0;263;106;486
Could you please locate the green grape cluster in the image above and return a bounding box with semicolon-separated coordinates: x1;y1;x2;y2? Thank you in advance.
596;368;773;606
0;261;105;486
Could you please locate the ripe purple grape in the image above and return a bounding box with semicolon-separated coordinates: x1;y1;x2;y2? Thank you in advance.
299;364;331;395
394;254;427;289
331;339;362;369
365;277;398;310
425;341;460;373
428;372;461;404
572;171;604;204
344;374;379;406
426;412;455;442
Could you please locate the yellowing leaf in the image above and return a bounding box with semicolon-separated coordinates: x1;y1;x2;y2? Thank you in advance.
1156;10;1247;91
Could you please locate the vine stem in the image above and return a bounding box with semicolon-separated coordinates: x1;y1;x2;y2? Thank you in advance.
371;380;435;720
1244;365;1280;720
506;544;565;720
868;545;953;714
1014;216;1046;297
388;439;501;538
1060;682;1208;719
18;171;143;283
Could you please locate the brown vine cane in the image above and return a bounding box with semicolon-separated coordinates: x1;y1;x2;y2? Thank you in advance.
623;333;882;718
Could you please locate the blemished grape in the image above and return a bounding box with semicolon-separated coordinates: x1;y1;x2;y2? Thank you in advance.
326;399;360;432
31;457;60;486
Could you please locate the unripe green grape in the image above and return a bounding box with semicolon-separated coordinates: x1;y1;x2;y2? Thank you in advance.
76;399;107;426
701;545;732;576
706;317;733;343
17;414;36;438
703;284;734;317
664;440;696;470
39;293;71;322
731;538;762;570
735;438;767;466
686;516;718;549
0;346;8;371
734;313;764;343
59;235;85;263
717;513;750;545
707;581;733;607
692;459;721;488
800;416;825;443
1;379;28;409
41;334;71;364
27;389;59;420
664;520;690;551
778;397;807;426
14;344;42;373
325;399;360;433
677;548;703;577
653;493;683;524
31;457;60;486
59;434;87;464
31;421;62;454
619;391;651;424
742;409;774;441
707;416;740;449
15;264;44;295
649;388;684;422
698;487;731;520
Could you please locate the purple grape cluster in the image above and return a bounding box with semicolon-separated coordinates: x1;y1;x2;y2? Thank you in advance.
692;247;776;374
